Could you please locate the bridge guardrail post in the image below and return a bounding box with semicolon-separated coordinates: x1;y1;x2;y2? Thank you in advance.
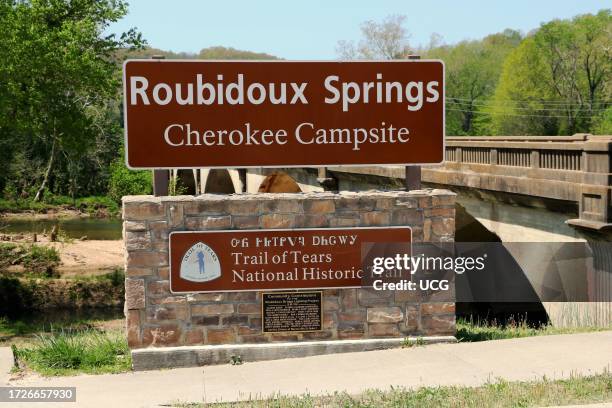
567;134;612;230
531;150;539;169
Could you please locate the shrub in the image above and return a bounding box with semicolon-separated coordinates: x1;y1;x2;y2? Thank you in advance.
21;245;61;275
0;243;60;276
107;156;152;202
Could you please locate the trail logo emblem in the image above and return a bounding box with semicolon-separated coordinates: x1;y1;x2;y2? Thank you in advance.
180;242;221;282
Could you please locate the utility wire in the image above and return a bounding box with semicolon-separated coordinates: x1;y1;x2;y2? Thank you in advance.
446;107;600;118
447;100;609;112
447;97;611;106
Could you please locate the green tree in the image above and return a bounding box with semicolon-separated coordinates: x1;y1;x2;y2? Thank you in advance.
0;0;143;200
198;46;277;60
118;46;278;61
593;106;612;134
426;30;522;135
489;10;611;135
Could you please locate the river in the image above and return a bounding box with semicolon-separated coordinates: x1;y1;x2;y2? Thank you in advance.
1;217;122;240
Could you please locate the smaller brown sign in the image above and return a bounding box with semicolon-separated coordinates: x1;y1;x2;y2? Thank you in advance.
169;227;412;293
262;292;322;333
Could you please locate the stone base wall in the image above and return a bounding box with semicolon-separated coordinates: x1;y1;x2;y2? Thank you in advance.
123;190;456;349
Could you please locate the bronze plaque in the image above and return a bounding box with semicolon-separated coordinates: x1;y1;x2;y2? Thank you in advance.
262;291;322;333
169;227;412;293
123;60;444;168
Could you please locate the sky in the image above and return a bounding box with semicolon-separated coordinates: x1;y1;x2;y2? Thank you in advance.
108;0;610;59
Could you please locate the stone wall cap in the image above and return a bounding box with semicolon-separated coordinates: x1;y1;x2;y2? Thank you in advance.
160;195;199;202
122;195;161;204
123;189;456;203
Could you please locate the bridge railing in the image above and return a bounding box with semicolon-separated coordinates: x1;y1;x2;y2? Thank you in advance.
329;134;612;230
444;134;590;171
438;134;612;229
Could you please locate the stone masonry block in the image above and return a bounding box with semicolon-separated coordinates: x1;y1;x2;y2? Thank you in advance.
294;214;329;228
303;200;335;213
207;327;236;344
143;324;182;346
147;280;170;297
125;231;151;251
184;199;227;215
232;215;260;229
262;200;302;213
124;202;165;221
146;305;188;321
358;288;393;306
127;251;168;268
125;279;145;309
191;304;234;315
149;221;169;241
421;302;455;315
367;307;403;323
185;216;231;230
124;221;147;232
227;200;262;215
126;309;141;347
391;209;422;225
260;213;294;228
360;211;390;226
184;328;204;345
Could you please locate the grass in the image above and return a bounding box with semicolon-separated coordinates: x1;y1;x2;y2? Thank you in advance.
71;268;125;285
13;328;130;376
0;195;119;217
402;336;426;347
456;317;610;342
176;372;612;407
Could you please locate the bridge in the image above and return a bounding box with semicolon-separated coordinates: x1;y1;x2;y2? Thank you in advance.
170;134;612;326
236;134;611;233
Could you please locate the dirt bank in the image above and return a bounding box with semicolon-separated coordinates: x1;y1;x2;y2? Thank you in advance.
2;234;123;276
0;274;125;312
51;240;124;276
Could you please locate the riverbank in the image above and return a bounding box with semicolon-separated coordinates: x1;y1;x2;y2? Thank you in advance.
1;234;123;276
0;270;125;314
0;195;120;218
0;233;124;315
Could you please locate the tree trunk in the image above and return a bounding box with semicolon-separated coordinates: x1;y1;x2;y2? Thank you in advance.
462;107;474;134
33;137;57;202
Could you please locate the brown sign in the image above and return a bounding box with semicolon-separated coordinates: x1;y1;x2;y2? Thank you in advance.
169;227;412;293
123;60;444;168
262;292;322;333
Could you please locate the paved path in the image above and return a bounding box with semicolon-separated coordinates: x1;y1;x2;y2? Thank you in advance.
2;331;612;407
0;347;13;385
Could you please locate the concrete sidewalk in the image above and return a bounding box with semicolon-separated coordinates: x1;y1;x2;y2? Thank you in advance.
2;331;612;407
